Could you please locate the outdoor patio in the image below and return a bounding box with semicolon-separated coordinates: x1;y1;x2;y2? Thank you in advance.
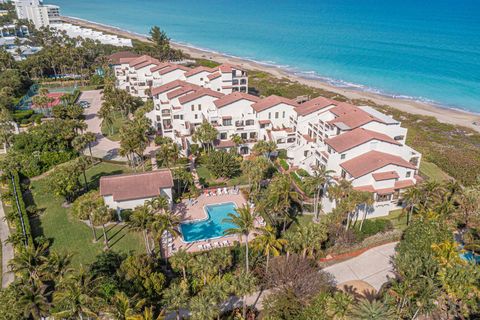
166;189;264;256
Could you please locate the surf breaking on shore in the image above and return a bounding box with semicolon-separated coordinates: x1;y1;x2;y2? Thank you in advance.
61;15;480;133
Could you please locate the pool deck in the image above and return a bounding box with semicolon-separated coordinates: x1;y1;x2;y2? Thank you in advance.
168;192;260;256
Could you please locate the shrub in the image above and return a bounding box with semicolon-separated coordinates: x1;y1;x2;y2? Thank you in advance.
279;159;289;171
7;171;34;247
296;169;309;177
354;218;393;240
277;149;288;159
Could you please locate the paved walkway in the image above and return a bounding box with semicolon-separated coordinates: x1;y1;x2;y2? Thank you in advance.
0;198;14;288
81;90;157;162
324;242;397;291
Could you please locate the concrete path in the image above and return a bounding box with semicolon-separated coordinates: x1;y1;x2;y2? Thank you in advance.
324;242;397;291
81;90;127;161
0;198;14;288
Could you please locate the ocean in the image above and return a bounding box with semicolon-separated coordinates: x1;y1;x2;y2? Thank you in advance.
46;0;480;113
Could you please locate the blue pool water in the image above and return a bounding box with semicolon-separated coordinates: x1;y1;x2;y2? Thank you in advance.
47;0;480;112
180;202;238;242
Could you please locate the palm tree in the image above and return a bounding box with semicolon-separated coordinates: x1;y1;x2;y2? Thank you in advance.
151;211;181;259
232;272;256;320
348;299;395;320
252;225;286;272
109;291;145;320
203;277;230;320
170;248;191;282
421;180;442;209
127;306;165;320
129;204;154;254
402;186;421;225
71;191;102;242
93;205;113;250
84;131;97;157
162;281;190;320
146;195;169;214
265;175;300;231
75;155;91;190
358;192;374;230
17;281;51;320
303;166;334;221
46;251;74;282
191;253;216;286
9;243;49;283
53;267;102;320
223;205;257;273
190;292;218;320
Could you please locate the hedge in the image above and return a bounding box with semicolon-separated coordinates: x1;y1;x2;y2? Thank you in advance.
279;159;289;171
8;171;34;247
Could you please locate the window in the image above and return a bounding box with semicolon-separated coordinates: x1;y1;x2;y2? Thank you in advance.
275;112;279;119
328;147;332;154
194;114;198;119
394;135;405;141
249;132;257;139
198;104;202;110
376;194;392;202
200;78;203;81
268;112;271;119
156;116;161;121
341;170;347;179
341;154;346;160
220;132;227;140
173;115;183;120
406;171;411;178
287;137;295;143
282;111;285;118
223;119;232;126
246;119;254;126
304;151;309;157
191;105;194;111
241;133;247;139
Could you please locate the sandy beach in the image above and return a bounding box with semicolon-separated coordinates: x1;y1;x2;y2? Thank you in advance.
61;16;480;132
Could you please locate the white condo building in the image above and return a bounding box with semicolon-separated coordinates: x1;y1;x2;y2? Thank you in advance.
14;0;60;28
111;53;422;219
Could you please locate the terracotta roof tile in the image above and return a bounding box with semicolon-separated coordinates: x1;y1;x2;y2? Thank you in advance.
207;72;221;80
340;151;416;178
329;102;385;129
214;139;235;148
394;179;415;189
150;62;172;73
100;170;173;202
251;95;297;112
325;128;401;153
178;88;224;104
157;64;190;75
372;171;400;181
213;92;260;108
108;51;140;64
184;66;215;77
166;85;199;100
151;80;187;96
295;96;336;116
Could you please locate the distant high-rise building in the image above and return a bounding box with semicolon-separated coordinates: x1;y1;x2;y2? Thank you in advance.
13;0;60;28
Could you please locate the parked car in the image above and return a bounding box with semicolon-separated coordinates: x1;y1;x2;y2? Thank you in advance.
78;100;90;108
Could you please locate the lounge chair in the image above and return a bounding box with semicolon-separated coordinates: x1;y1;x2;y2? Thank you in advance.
223;187;228;195
197;244;203;250
217;188;222;195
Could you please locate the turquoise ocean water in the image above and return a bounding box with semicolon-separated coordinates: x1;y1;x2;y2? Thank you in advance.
47;0;480;113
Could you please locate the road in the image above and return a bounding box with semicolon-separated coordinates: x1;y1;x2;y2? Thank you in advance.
0;198;14;288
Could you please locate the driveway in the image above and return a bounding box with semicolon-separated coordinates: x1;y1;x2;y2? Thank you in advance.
324;242;397;291
81;90;158;162
81;90;126;161
0;198;14;288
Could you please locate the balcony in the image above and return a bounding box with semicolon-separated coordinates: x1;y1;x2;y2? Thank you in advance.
161;110;172;117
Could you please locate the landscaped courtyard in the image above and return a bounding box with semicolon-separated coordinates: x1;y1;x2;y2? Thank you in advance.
29;162;145;266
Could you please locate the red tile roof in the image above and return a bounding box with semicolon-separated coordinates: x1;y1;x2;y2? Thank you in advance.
184;66;215;77
329;102;384;129
151;80;189;96
214;139;235;148
150;62;171;73
302;134;315;143
295;97;335;116
394;179;415;189
372;171;400;181
353;185;376;193
178;88;224;104
251;95;297;112
166;85;199;100
100;170;173;202
108;51;140;64
325;128;401;153
218;63;245;73
340;151;416;179
207;72;221;80
258;120;271;125
129;55;161;69
157;64;190;75
213;92;260;108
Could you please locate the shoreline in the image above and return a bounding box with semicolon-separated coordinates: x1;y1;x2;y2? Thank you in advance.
60;16;480;133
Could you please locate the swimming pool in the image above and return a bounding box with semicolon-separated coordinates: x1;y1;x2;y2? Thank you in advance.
180;202;238;242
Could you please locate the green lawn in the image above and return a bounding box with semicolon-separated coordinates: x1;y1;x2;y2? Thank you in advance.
29;162;145;267
196;165;249;187
101;112;127;141
374;209;408;231
420;160;452;182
